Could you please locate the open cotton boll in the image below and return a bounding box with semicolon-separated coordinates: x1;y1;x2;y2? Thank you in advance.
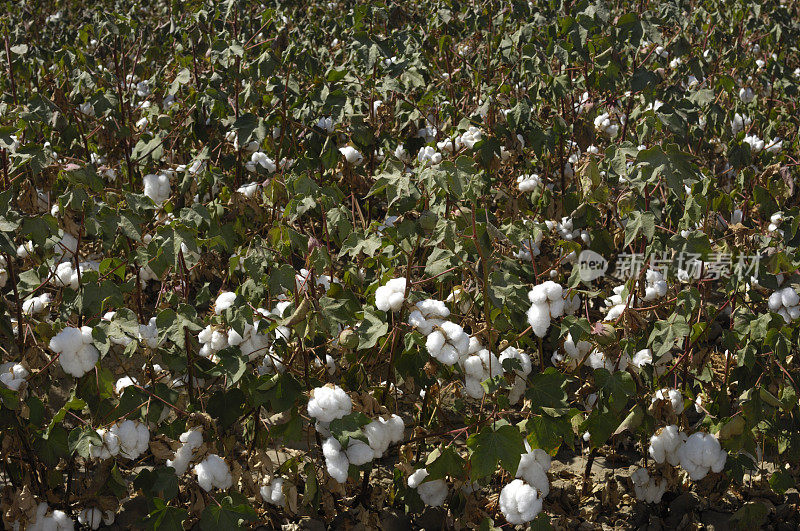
322;437;350;483
22;293;51;315
631;468;667;503
193;454;233;491
743;134;765;153
143;173;171;205
28;502;74;531
237;182;260;197
17;240;34;259
408;469;448;507
0;362;28;391
731;113;751;134
643;269;668;301
50;326;100;378
138;317;162;349
462;348;503;399
678;432;727;481
517;174;541;192
407;299;450;335
553;332;593;368
649;425;686;466
214;291;237;314
261;477;286;507
652;388;684;414
114;376;138;395
167;428;203;476
307;384;352;423
77;508;104;530
110;419;150;459
768;286;800;323
55;232;78;261
345;439;375;466
89;428;121;459
258;348;286;375
365;414;405;458
516;442;551;497
499;346;532;404
375;277;407;312
339;146;364;165
499;479;543;525
426;321;470;365
417;146;442;166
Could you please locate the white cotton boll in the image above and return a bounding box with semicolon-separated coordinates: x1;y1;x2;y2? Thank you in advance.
375;277;406;312
17;240;33;259
237;182;259;197
739;87;755;103
167;428;203;476
652;388;684;414
527;303;551;338
499;479;543;525
214;291;236;314
630;349;653;368
193;454;233;491
743;134;764;153
649;425;687;466
417;146;442;166
678;432;727;481
316;116;335;133
28;503;74;531
731;113;751;134
54;261;79;289
517;174;541;192
339;146;364;165
89;428;120;459
143;173;171;206
261;477;286;507
394;145;412;164
110;419;150;459
426;321;469;365
499;347;532;377
322;437;350;483
50;326;100;378
408;469;448;507
78;508;103;530
0;362;28;391
114;376;138;394
781;287;799;308
516;443;551;497
587;349;614;371
631;468;666;503
22;293;51;315
345;439;374;466
765;137;782;153
307;384;352;423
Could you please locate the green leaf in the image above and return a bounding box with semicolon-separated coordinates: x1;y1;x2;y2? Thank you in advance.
357;306;389;350
329;411;371;447
425;446;467;481
519;414;574;455
143;498;187;531
199;494;256;530
467;423;526;481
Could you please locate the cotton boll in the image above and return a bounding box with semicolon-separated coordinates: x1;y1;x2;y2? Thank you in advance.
90;428;120;459
143;173;171;205
0;362;28;391
322;437;350;483
345;439;374;466
28;503;74;531
417;146;442;166
630;349;653;368
375;277;407;312
517;174;541;192
307;384;352;423
648;425;686;466
114;376;138;394
499;479;543;525
167;428;203;476
193;454;233;491
426;321;469;365
339;146;364;165
739;87;755;103
50;326;100;378
214;291;236;314
631;468;667;503
408;469;448;507
110;419;150;459
678;432;727;481
22;293;51;315
261;477;286;507
516;443;551;497
527;303;551;338
652;388;684;414
78;508;103;530
499;347;532;404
